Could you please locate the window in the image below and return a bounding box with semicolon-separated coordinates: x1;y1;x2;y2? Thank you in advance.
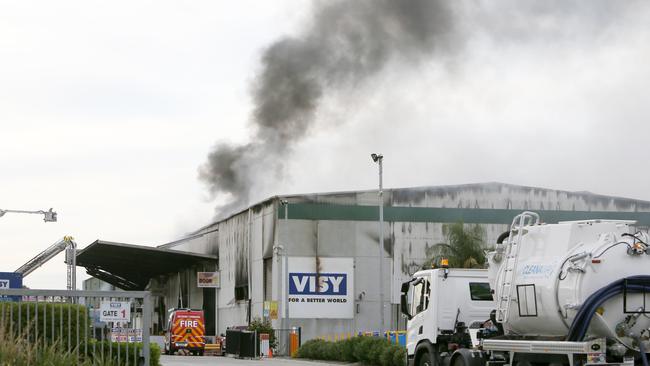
263;258;272;301
411;282;422;315
410;278;430;316
469;282;493;301
516;284;538;317
167;312;174;331
624;278;650;314
235;285;249;301
423;280;430;310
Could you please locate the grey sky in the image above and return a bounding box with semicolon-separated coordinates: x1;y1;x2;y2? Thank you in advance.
2;1;650;288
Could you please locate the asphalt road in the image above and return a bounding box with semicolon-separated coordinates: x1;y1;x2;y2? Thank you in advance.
160;355;342;366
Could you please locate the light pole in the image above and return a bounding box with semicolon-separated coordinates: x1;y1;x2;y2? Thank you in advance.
0;208;57;222
273;244;285;324
281;200;289;327
371;153;385;335
273;199;290;354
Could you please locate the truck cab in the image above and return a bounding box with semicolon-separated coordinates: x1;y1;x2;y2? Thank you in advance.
401;269;494;366
164;308;206;356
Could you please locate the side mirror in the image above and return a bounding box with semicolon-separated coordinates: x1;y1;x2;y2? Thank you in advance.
400;281;412;320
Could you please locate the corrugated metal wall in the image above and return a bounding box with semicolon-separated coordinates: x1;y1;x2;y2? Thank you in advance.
157;182;650;340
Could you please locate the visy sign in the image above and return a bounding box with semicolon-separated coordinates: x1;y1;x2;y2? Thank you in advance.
289;273;347;295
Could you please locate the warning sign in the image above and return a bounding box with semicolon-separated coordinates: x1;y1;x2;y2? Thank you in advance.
263;301;278;320
197;272;220;288
110;328;142;343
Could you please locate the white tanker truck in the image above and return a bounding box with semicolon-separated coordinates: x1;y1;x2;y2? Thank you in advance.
402;211;650;366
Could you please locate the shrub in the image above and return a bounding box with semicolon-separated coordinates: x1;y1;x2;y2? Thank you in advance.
353;335;375;362
0;301;90;347
248;317;277;350
392;345;407;366
0;322;96;366
84;340;161;366
380;344;396;366
323;341;340;361
297;336;405;366
339;336;361;362
368;338;389;365
312;339;330;359
296;339;326;359
0;307;161;366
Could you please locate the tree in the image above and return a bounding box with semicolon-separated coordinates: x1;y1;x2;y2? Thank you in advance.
248;317;277;350
424;221;486;269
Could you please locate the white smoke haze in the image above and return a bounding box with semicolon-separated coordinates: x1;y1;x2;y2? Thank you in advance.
200;0;650;214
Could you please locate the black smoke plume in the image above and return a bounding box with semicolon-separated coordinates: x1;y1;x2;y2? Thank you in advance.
199;0;457;215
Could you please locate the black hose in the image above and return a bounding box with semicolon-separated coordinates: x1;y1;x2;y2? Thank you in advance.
497;232;510;244
623;232;647;245
490;309;504;336
637;336;649;366
568;281;647;341
568;278;650;340
567;285;618;340
592;241;632;259
566;276;650;342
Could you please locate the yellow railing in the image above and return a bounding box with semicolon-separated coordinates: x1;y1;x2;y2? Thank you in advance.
317;330;406;346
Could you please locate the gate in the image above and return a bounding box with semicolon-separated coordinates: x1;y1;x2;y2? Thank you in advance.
0;288;152;365
273;327;301;356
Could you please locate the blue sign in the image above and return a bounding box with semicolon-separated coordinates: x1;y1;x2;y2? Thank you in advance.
289;273;347;296
0;272;23;302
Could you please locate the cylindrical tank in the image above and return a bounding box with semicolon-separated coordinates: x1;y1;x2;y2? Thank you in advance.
489;217;650;351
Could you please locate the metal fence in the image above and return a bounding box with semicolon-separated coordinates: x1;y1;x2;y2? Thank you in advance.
273;327;301;356
0;289;152;366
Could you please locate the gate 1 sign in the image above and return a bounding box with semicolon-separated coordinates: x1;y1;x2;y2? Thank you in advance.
99;301;131;322
0;272;23;302
287;257;354;319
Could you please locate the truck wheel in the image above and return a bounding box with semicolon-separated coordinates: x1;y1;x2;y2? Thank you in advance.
452;357;466;366
418;351;433;366
513;361;531;366
451;349;485;366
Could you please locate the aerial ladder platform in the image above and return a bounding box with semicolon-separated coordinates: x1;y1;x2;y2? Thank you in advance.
14;236;77;290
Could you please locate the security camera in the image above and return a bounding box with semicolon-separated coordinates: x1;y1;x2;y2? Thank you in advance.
371;153;382;162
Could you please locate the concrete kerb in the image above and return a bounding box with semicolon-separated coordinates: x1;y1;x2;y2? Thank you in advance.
272;358;362;366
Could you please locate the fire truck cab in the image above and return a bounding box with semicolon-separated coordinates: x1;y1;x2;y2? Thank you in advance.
164;308;206;356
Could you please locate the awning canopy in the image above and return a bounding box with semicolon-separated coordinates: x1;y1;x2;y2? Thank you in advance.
76;240;217;291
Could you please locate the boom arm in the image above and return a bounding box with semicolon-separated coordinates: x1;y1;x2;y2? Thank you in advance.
15;236;77;290
0;208;57;222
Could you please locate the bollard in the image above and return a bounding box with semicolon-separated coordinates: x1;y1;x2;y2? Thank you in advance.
289;327;299;357
260;333;270;358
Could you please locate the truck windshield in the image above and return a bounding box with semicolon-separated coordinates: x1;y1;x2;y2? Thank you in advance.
469;282;493;301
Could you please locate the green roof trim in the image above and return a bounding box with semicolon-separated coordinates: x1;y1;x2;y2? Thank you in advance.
277;203;650;225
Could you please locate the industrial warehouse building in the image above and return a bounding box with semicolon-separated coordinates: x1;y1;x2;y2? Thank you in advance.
76;182;650;343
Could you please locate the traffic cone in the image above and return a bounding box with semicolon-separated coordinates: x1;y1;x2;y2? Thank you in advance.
268;348;273;358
